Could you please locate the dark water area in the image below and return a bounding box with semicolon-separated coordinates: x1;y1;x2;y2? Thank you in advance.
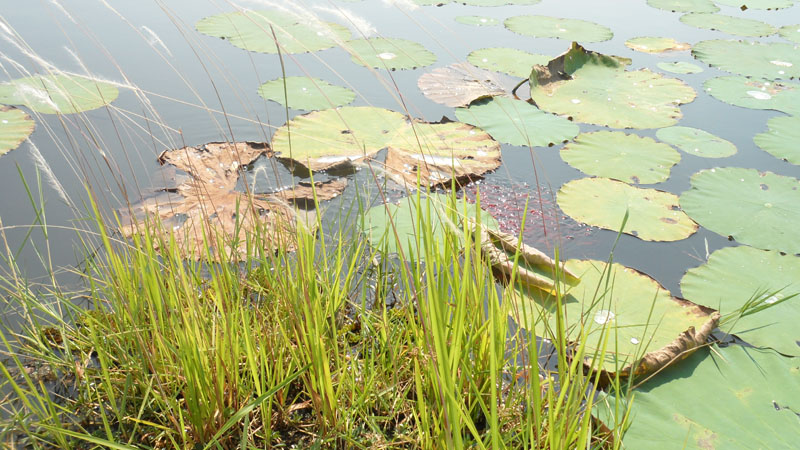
1;0;800;303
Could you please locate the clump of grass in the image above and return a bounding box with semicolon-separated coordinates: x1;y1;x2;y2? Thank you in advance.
0;182;624;448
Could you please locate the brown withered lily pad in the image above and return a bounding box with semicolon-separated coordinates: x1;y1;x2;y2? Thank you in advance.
275;178;348;207
120;142;315;260
383;120;501;188
417;62;508;107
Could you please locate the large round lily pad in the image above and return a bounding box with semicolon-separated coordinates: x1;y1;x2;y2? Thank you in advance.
0;107;34;156
361;194;497;261
0;74;119;114
714;0;794;9
692;40;800;80
504;15;613;43
529;55;696;129
271;106;407;171
680;13;776;37
656;126;736;158
560;131;680;184
625;37;690;53
597;345;800;449
680;167;800;254
384;120;501;188
778;24;800;43
454;97;579;147
346;38;436;70
195;10;351;54
646;0;719;12
657;61;703;74
509;259;716;375
257;77;355;111
558;177;698;241
681;246;800;356
704;76;800;115
754;116;800;165
467;48;550;78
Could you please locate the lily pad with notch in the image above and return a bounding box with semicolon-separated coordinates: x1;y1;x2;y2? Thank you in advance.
704;76;800;115
692;39;800;80
257;76;355;111
647;0;719;12
657;61;703;74
754;116;800;166
467;47;550;78
680;13;776;38
345;37;436;70
0;74;119;114
625;37;690;53
504;15;613;43
0;107;34;156
656;126;736;158
558;177;698;241
714;0;794;9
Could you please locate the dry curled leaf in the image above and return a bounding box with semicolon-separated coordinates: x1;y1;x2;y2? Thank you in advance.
417;62;508;107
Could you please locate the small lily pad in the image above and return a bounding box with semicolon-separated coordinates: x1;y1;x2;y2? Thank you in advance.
558;177;698;241
680;167;800;254
560;131;680;184
714;0;794;9
271;106;407;171
625;37;690;53
417;63;506;107
529;43;696;129
657;61;704;74
504;15;613;43
346;37;436;70
656;126;736;158
704;76;800;115
0;107;34;156
455;16;500;26
361;193;498;261
597;345;800;449
647;0;719;12
692;40;800;80
384;120;501;188
778;24;800;43
196;10;351;54
0;74;119;114
454;96;579;147
467;48;550;78
462;0;541;4
754;116;800;166
509;259;716;375
680;13;776;37
681;246;800;356
257;77;355;111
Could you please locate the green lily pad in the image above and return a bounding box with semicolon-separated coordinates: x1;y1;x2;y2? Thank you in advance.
715;0;794;9
597;345;800;449
384;120;501;188
504;15;613;43
560;131;680;184
462;0;541;4
455;16;500;26
704;76;800;115
680;13;776;37
0;107;34;156
529;44;696;129
647;0;719;12
271;106;407;171
754;116;800;166
692;40;800;80
625;37;690;53
467;48;550;78
656;126;737;158
681;246;800;355
778;24;800;43
346;38;436;70
196;10;351;54
257;77;355;111
0;74;119;114
657;61;704;74
454;97;579;147
558;177;698;241
680;167;800;254
509;259;716;374
361;194;497;261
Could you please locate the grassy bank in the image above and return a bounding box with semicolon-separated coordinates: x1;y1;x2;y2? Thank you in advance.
0;187;623;448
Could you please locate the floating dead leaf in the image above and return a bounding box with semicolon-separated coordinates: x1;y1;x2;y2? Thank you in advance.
383;120;501;188
417;62;508;107
275;178;348;206
121;141;313;260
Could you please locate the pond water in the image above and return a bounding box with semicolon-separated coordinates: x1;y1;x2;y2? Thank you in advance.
3;0;799;296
